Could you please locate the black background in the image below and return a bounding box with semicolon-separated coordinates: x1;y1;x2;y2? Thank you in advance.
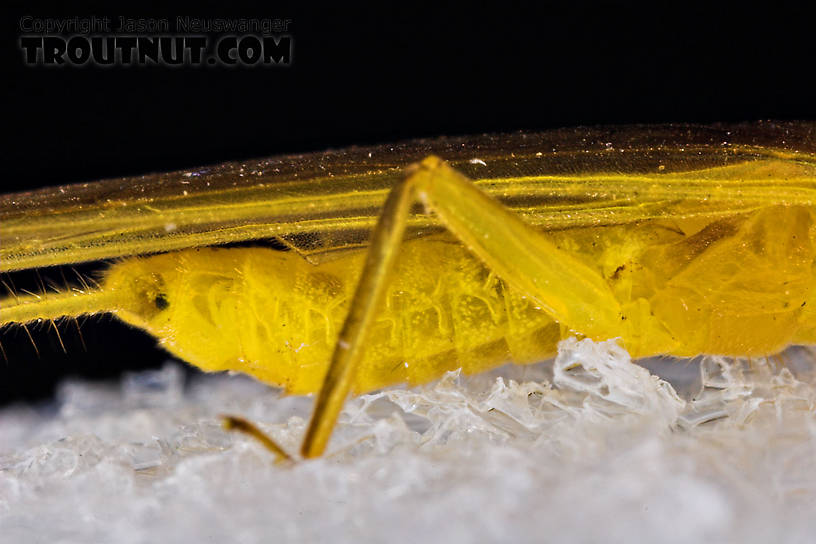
3;3;815;405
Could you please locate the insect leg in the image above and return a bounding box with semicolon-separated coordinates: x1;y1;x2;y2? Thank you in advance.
408;156;674;356
301;156;678;458
300;168;419;458
412;156;624;338
222;415;293;464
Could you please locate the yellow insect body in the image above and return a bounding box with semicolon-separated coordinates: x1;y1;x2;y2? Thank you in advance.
103;240;559;395
2;123;815;457
104;199;816;393
5;196;816;395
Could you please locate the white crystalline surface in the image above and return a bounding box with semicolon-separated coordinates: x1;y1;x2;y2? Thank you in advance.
2;338;816;543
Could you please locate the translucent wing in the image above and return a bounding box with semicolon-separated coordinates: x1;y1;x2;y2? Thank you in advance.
2;122;814;272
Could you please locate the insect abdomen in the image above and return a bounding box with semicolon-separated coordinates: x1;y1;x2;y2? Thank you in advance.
129;242;559;395
115;203;816;396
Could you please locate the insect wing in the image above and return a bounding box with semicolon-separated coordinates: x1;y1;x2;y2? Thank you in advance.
2;122;814;272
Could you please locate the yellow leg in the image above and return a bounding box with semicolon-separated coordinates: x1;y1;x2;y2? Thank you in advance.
300;167;419;457
300;156;633;458
222;415;294;464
